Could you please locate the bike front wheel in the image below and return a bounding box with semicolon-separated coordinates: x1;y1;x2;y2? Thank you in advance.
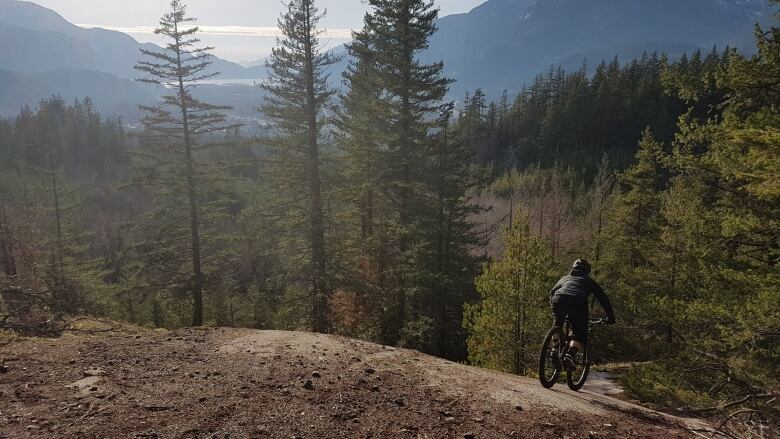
538;326;564;388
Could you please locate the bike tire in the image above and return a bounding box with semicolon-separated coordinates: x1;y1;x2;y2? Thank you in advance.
538;326;564;389
566;340;590;391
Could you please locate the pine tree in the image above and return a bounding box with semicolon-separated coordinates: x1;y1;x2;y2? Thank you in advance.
464;212;553;375
599;130;669;343
261;0;338;333
134;0;237;326
652;20;780;413
417;103;482;358
337;0;452;344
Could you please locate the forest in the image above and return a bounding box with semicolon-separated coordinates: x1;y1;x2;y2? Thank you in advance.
0;0;777;424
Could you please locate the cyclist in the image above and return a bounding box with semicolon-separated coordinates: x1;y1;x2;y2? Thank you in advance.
549;259;615;370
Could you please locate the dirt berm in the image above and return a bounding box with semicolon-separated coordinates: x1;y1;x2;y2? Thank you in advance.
0;327;711;438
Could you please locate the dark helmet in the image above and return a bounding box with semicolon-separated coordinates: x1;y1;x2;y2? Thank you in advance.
571;258;591;275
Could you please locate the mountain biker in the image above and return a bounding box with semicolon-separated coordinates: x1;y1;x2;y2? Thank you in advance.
549;259;615;370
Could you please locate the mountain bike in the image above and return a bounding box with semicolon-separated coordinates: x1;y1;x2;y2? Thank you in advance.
538;317;607;390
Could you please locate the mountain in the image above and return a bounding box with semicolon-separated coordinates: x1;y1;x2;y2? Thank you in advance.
0;68;266;126
0;0;267;120
0;21;98;72
1;0;777;117
0;0;265;80
0;68;158;119
425;0;778;97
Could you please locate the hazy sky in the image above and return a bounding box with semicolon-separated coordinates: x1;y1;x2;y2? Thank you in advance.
31;0;486;63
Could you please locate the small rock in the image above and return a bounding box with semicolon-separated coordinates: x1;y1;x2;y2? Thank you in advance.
514;405;523;411
0;364;8;374
464;434;476;439
66;376;101;394
303;380;314;390
365;367;375;375
312;371;321;378
83;368;106;377
445;417;456;424
393;398;405;406
199;396;207;403
603;423;614;428
371;385;380;392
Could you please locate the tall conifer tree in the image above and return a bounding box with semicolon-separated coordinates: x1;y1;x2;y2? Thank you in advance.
337;0;452;344
261;0;337;333
135;0;237;326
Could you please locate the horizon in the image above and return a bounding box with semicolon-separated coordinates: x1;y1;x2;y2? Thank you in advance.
28;0;486;63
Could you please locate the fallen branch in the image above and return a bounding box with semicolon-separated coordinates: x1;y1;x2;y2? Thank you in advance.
690;393;775;413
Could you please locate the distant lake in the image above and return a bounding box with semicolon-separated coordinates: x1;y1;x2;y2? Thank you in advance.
198;79;260;86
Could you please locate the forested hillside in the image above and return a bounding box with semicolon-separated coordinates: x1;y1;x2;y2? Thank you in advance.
426;0;777;97
0;0;777;432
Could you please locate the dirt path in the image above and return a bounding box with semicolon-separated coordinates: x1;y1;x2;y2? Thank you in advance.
1;328;709;438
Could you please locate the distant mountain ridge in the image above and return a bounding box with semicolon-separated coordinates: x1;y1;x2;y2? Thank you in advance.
0;0;264;79
426;0;778;97
0;68;157;119
0;0;777;118
0;0;266;120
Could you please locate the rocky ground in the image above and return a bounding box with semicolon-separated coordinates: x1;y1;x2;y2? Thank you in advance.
0;327;711;438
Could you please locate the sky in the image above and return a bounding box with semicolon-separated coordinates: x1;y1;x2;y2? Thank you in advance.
30;0;486;64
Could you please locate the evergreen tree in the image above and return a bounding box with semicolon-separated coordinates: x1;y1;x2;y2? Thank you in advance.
261;0;338;333
134;0;238;326
412;103;482;358
649;20;780;413
337;0;451;344
464;212;553;374
600;130;669;343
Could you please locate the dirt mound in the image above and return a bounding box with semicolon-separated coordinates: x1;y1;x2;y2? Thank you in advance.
0;328;708;438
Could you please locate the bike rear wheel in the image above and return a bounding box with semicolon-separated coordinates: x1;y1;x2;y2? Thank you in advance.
538;326;564;388
566;340;590;391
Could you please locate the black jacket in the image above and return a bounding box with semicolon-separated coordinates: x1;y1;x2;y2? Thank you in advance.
549;269;615;322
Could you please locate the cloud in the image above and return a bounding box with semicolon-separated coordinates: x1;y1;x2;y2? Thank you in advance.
77;24;354;39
